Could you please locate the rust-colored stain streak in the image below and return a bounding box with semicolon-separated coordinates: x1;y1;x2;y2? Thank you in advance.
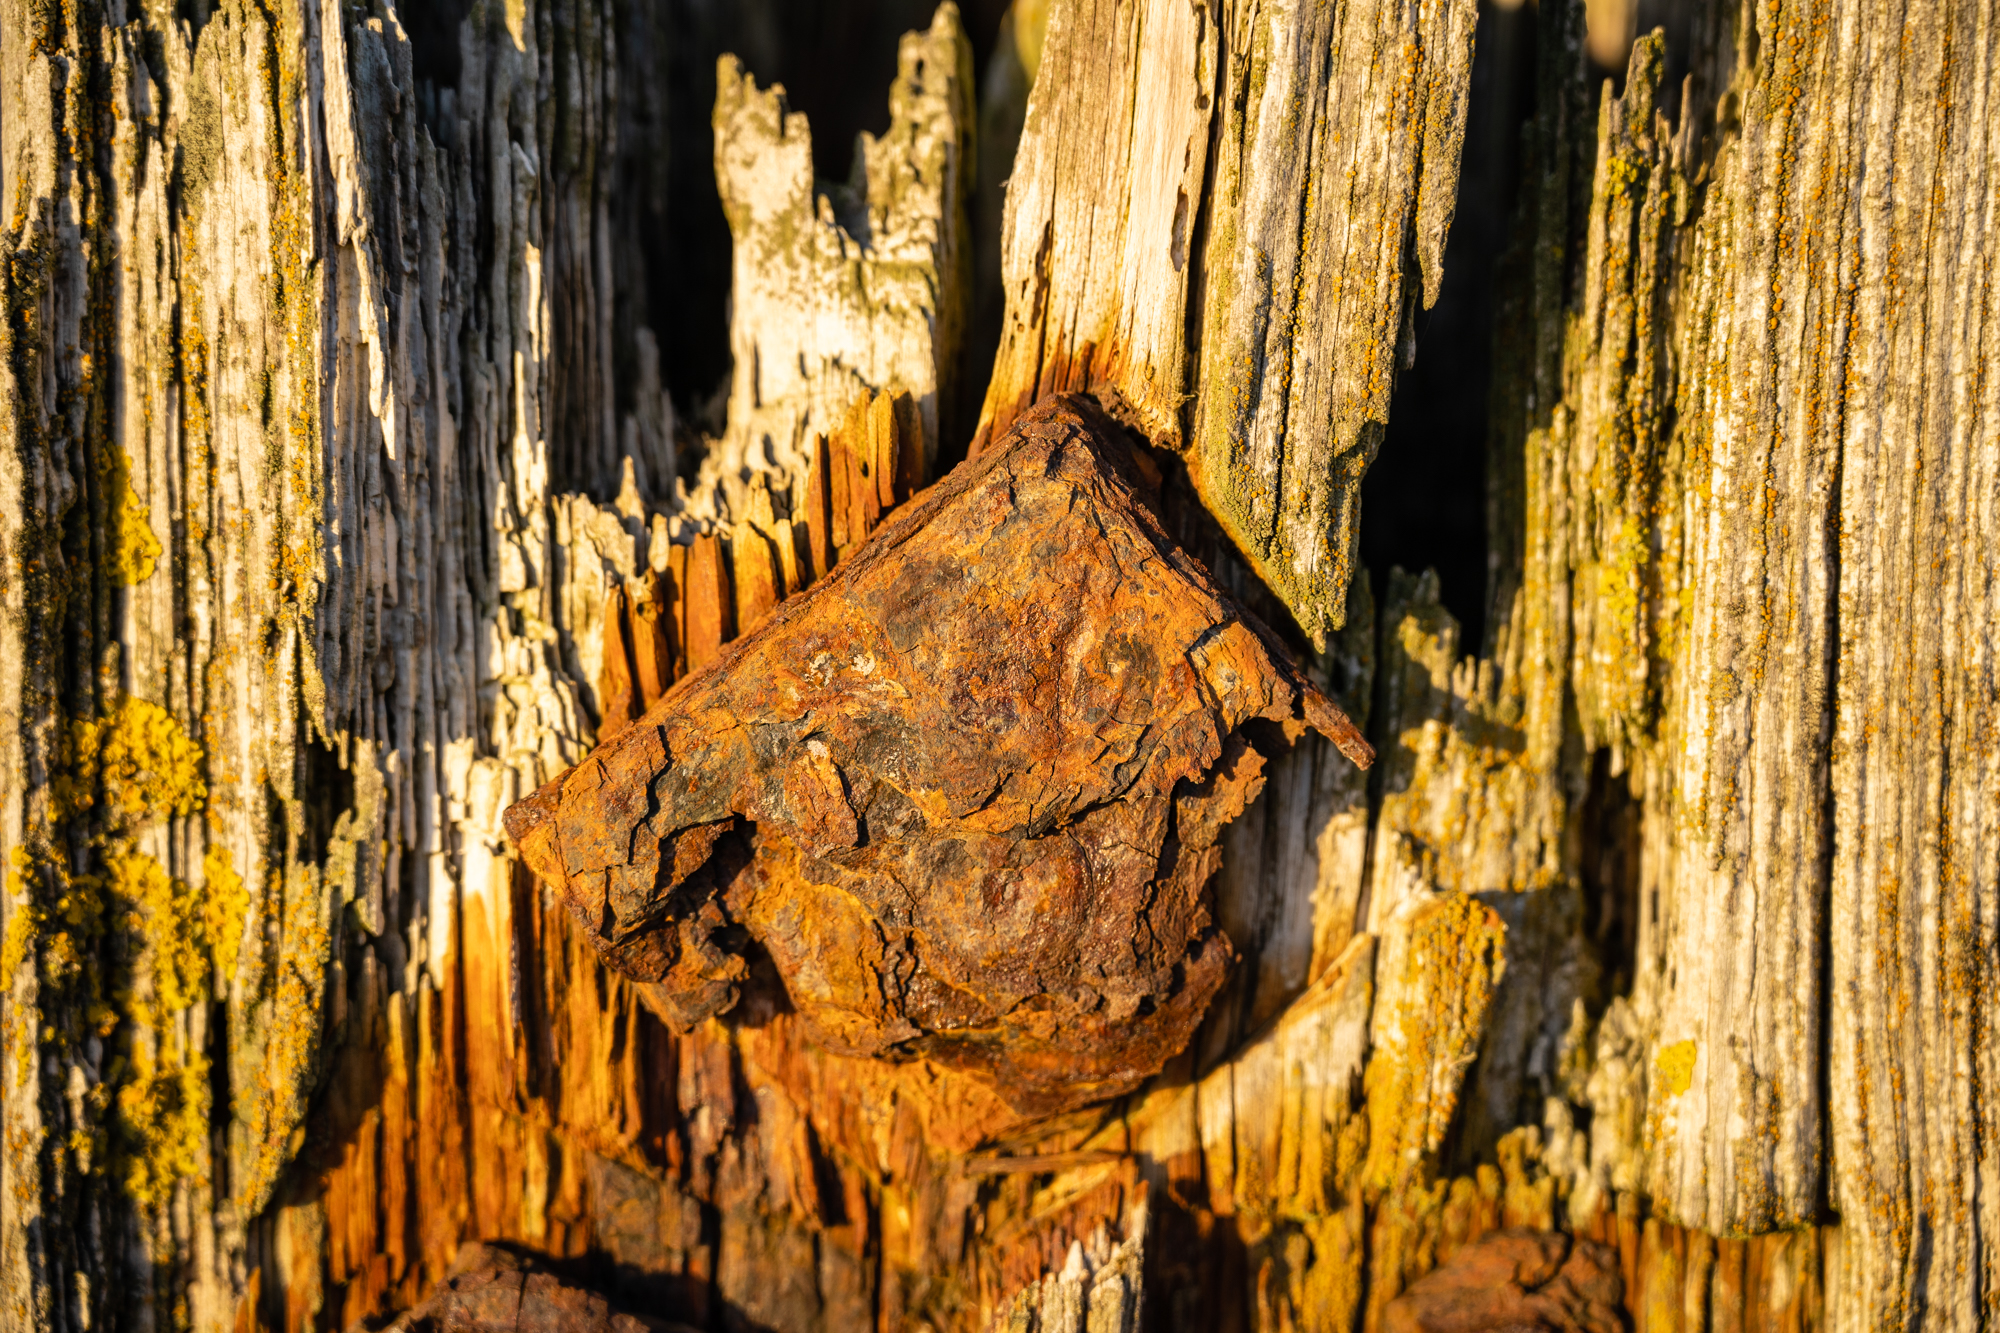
506;396;1370;1114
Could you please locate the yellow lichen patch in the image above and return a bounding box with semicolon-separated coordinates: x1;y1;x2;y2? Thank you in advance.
12;848;109;996
1295;1209;1365;1333
1;853;44;1087
1334;1108;1369;1196
111;846;210;1018
201;841;248;985
260;14;325;632
1595;517;1648;641
90;835;234;1213
62;697;207;824
1251;1208;1367;1333
1;849;39;980
1493;1126;1556;1229
1362;893;1508;1198
100;839;224;1213
232;866;330;1215
1602;152;1642;200
101;444;163;585
1655;1039;1698;1097
1361;1175;1452;1328
114;1046;211;1209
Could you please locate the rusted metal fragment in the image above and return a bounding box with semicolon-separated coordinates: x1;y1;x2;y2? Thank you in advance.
371;1244;695;1332
506;396;1371;1114
1382;1230;1624;1333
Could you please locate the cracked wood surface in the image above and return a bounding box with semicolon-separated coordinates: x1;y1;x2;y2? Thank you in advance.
0;0;991;1327
1815;0;2000;1323
1396;0;1998;1321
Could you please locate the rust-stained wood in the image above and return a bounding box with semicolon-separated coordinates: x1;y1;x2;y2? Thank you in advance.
1380;1230;1624;1333
681;536;734;676
374;1245;697;1333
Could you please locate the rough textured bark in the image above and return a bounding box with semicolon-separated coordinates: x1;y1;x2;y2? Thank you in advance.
2;0;1996;1329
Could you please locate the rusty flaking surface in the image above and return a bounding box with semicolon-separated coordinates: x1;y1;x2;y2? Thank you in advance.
504;396;1371;1114
377;1244;697;1332
1381;1230;1625;1333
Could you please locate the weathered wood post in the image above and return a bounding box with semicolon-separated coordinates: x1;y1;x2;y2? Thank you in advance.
1;0;1994;1329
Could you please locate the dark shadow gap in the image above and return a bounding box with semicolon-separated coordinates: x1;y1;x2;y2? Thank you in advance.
1578;747;1643;1004
1360;0;1540;651
404;0;474;88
